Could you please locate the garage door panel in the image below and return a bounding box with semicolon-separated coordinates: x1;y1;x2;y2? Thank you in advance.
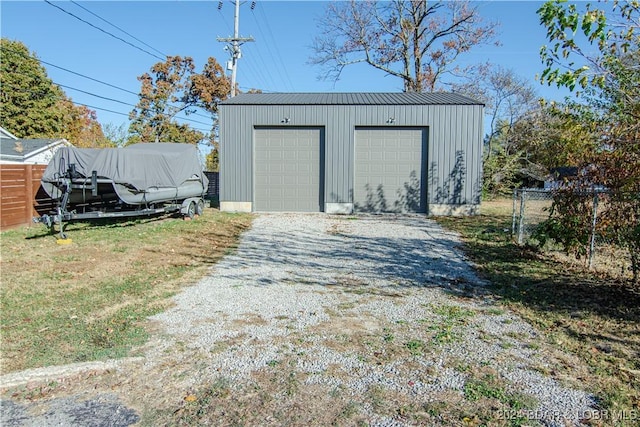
268;189;283;199
254;128;323;212
282;188;297;197
282;163;298;173
264;164;282;174
282;151;296;161
282;176;299;185
354;128;426;213
298;151;314;161
270;176;284;186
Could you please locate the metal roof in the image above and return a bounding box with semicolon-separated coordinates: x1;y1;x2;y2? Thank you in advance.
221;92;483;106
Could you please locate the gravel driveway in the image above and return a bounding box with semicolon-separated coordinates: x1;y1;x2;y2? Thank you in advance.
2;214;596;426
148;213;596;426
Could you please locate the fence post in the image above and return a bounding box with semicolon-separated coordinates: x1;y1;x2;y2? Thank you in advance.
588;192;599;269
512;189;518;237
518;189;526;245
25;164;34;226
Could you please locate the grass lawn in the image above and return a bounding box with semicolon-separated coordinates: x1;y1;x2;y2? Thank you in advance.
0;209;252;374
436;199;640;420
2;201;639;426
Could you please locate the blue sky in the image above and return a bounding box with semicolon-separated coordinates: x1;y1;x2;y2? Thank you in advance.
1;0;574;135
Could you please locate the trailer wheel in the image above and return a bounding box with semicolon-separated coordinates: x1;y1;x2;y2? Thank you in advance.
186;200;197;219
196;199;205;216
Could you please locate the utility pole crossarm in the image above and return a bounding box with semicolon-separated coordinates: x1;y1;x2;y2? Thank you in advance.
216;37;255;43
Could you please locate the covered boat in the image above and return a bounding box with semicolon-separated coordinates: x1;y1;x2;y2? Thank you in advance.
41;143;208;204
35;143;209;238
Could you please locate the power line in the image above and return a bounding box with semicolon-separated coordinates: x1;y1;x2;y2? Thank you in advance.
243;47;278;90
235;22;277;90
37;54;139;97
2;45;217;130
4;83;213;134
238;86;276;93
77;103;212;134
3;44;132;93
56;83;132;107
43;0;165;61
236;5;280;90
40;58;214;120
59;84;214;126
68;102;211;132
2;44;214;121
218;2;234;34
76;103;130;118
252;3;295;91
73;101;212;134
69;0;168;58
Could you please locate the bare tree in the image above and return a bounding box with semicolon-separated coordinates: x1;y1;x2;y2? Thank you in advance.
310;0;498;92
451;65;539;157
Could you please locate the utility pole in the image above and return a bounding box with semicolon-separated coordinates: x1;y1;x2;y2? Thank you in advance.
217;0;254;97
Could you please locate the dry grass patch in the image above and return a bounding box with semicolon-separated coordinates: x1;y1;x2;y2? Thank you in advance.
0;209;252;374
436;199;640;424
231;313;268;328
163;371;369;427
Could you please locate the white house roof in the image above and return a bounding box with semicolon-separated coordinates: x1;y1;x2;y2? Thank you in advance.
0;126;19;141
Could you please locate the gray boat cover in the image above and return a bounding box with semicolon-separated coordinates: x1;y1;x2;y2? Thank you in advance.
42;143;208;192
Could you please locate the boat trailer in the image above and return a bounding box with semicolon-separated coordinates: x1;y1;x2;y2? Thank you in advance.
34;163;205;240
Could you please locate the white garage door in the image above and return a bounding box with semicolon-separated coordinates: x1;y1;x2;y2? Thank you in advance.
254;127;323;212
354;128;426;213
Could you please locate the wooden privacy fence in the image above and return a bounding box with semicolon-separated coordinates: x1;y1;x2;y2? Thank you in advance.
0;164;55;231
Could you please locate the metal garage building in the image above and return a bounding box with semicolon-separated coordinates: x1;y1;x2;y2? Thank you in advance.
218;93;483;215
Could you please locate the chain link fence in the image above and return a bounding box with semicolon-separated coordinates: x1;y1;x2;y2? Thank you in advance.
512;189;554;245
512;188;634;279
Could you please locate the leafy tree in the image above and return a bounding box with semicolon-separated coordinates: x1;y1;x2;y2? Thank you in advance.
513;103;599;173
310;0;498;92
128;56;197;144
59;100;111;148
191;57;231;168
128;56;230;145
537;0;640;283
0;38;109;147
539;0;639;92
191;57;233;113
1;38;66;137
205;149;219;172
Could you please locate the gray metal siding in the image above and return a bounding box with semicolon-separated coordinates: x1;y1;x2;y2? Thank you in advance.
219;101;483;212
426;104;483;206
